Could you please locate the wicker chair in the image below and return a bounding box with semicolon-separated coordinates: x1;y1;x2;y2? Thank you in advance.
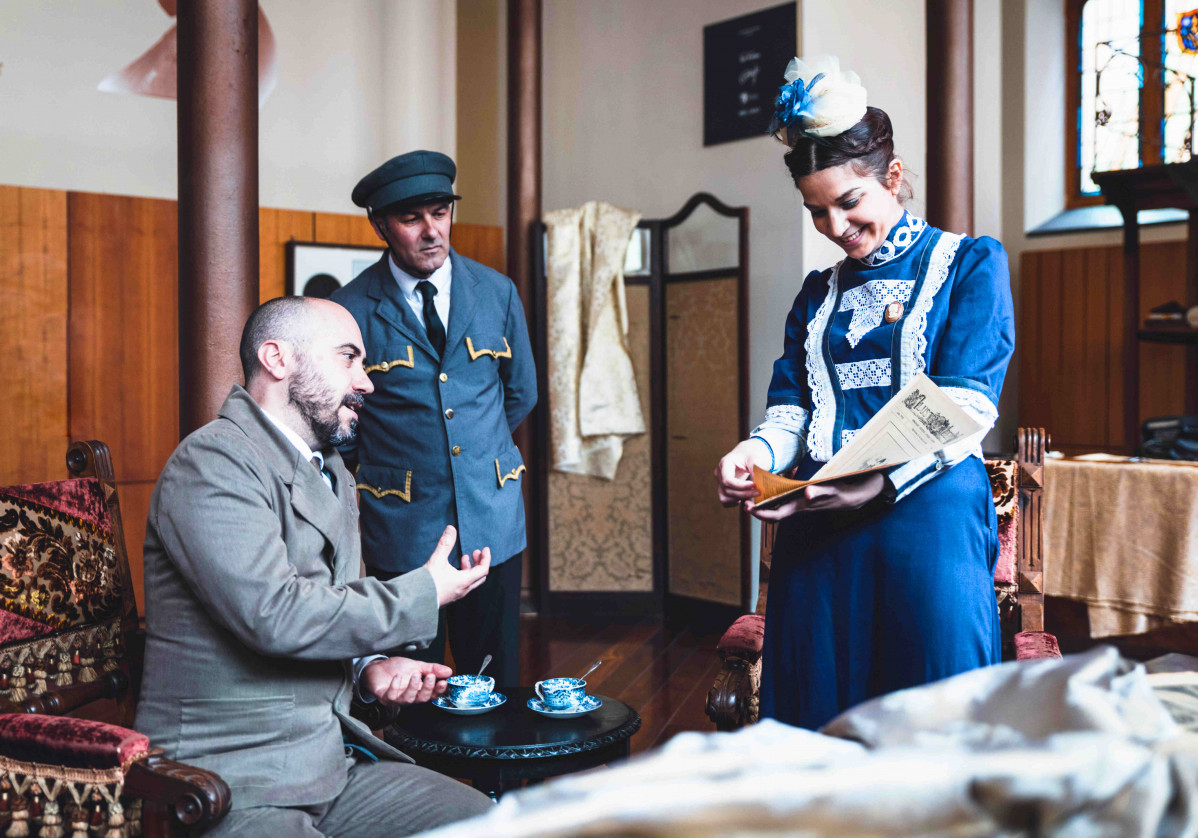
706;428;1060;731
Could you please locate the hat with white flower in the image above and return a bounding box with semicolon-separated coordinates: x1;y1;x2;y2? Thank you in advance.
768;56;868;145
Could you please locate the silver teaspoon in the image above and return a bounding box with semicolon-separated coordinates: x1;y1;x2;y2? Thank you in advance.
577;659;602;681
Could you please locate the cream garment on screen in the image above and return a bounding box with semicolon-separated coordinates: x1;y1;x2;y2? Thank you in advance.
544;202;646;479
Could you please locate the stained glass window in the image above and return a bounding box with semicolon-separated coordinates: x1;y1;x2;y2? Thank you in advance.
1075;0;1198;199
1079;0;1142;195
1162;1;1198;162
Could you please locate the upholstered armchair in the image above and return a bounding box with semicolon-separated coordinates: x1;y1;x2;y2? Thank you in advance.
706;428;1061;731
0;441;229;836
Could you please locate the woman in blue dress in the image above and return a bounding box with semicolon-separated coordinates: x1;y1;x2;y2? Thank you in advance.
715;56;1015;730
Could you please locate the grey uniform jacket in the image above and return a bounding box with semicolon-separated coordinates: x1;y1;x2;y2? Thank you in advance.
332;250;537;574
134;386;439;810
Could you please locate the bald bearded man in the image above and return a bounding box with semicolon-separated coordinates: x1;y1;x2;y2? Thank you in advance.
135;297;493;836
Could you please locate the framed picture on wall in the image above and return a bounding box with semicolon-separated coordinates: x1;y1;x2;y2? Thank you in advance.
286;241;386;297
703;2;796;146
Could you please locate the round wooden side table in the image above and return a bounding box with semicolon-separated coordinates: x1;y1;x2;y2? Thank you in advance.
384;687;641;796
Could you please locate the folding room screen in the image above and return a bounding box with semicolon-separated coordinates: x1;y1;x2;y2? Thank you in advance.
532;193;750;625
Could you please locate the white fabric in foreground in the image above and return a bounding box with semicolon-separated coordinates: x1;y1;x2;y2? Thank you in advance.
421;648;1198;837
543;202;646;480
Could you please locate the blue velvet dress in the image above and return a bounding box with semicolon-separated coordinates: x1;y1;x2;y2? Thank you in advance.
750;213;1015;730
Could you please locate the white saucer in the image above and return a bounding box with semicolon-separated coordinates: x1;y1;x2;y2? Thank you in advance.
526;694;602;718
432;692;506;716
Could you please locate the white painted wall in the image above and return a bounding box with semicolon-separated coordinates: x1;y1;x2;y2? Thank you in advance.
799;0;927;274
542;0;929;590
543;0;926;435
380;0;457;165
0;0;456;215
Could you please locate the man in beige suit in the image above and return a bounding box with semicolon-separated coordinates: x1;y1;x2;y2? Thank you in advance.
134;296;494;836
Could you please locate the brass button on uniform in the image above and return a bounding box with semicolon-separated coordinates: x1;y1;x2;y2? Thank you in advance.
444;408;455;419
379;361;390;371
439;373;448;382
452;445;462;456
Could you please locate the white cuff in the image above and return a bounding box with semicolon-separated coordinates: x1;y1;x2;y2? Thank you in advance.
353;654;388;704
751;404;810;473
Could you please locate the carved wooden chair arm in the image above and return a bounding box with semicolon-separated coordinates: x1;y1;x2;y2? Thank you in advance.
125;750;232;830
351;695;400;731
707;656;761;732
0;669;130;717
706;614;766;731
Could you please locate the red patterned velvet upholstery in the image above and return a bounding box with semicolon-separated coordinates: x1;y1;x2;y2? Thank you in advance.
0;479;112;535
0;443;231;837
1014;631;1062;660
718;615;765;664
986;460;1018;586
0;610;55;645
0;476;127;700
0;714;147;772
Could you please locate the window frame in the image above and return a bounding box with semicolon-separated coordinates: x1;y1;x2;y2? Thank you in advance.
1066;0;1168;209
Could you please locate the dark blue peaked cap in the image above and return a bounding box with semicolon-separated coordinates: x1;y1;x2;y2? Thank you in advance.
351;150;462;212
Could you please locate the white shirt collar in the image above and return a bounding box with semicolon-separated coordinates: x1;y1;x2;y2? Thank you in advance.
388;251;453;303
259;406;322;468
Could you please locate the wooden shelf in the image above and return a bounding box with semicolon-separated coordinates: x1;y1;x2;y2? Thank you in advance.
1139;324;1198;344
1093;161;1198;437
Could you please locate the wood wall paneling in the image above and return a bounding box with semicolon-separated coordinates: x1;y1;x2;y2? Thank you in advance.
68;192;180;484
451;224;506;274
0;186;68;484
1140;243;1189;422
313;211;379;248
7;184;503;614
259;208;314;300
1019;241;1188;454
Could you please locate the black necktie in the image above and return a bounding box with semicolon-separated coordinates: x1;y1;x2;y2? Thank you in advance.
417;280;447;358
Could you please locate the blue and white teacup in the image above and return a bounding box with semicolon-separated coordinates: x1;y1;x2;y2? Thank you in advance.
445;674;495;707
534;677;587;710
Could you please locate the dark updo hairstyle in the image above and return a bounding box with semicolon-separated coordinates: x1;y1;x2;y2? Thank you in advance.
782;106;913;203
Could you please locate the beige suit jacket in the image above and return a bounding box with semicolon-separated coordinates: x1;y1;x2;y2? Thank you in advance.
134;386;439;809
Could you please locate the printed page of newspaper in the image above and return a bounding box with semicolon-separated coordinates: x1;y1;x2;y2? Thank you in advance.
753;374;984;508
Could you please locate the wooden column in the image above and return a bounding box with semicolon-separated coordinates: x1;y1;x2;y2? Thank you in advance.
926;0;974;234
508;0;542;607
1119;204;1141;452
177;0;260;437
1187;214;1198;414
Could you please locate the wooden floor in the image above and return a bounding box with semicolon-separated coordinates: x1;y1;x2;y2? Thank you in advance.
79;614;727;758
518;614;724;754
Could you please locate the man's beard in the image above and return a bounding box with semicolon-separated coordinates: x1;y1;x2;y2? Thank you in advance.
288;359;364;448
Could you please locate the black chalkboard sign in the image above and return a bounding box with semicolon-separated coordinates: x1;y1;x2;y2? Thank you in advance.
703;3;797;147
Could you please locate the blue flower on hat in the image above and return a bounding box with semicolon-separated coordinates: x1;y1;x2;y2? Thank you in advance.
767;56;868;142
769;73;825;137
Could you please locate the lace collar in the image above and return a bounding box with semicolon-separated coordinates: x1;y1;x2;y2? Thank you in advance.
857;211;927;267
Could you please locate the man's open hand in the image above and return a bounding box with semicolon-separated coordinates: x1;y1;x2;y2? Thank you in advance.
361;657;453;706
423;525;491;607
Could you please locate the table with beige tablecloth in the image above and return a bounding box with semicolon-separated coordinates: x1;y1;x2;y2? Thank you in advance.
1046;455;1198;637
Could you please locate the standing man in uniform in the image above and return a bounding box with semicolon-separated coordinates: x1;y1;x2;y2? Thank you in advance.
333;150;536;689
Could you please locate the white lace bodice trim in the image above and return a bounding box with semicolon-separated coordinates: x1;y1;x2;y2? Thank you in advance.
836;358;892;390
756;404;811;430
804;263;842;463
899;233;963;388
858;213;927;266
838;279;917;348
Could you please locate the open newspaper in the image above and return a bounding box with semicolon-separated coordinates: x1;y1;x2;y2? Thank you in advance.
752;373;984;509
